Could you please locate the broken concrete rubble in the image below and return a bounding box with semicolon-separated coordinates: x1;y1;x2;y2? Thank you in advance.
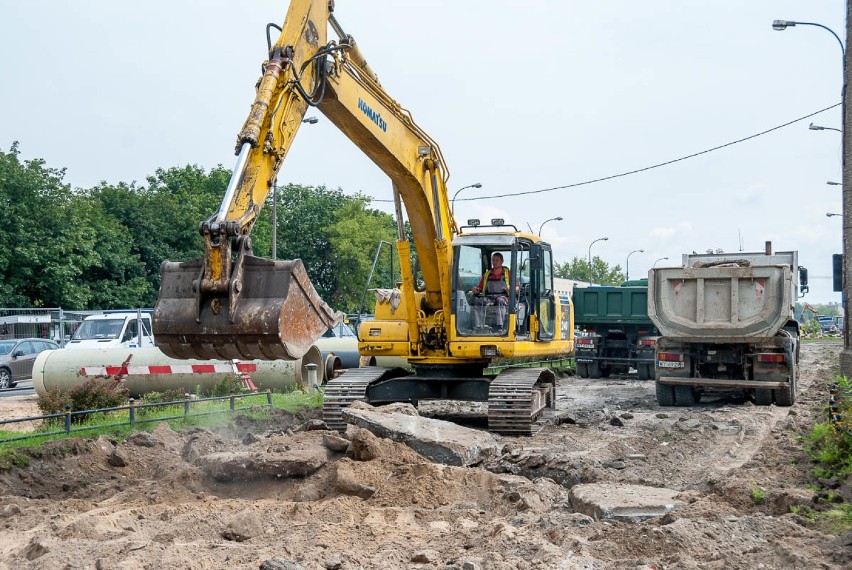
341;401;499;466
570;482;687;521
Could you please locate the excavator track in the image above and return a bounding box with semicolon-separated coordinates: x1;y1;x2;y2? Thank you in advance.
487;368;556;436
322;367;409;432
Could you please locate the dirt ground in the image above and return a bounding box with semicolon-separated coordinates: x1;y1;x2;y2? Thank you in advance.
0;342;849;569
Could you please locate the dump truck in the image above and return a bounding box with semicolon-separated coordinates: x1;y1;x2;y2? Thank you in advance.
647;245;808;407
573;280;659;380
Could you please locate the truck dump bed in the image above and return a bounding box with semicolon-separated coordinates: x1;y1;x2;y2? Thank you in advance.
573;286;653;327
648;254;795;342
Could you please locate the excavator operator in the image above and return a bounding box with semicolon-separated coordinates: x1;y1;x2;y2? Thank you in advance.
471;252;512;330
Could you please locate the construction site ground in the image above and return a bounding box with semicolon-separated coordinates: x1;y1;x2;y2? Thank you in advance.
0;341;849;569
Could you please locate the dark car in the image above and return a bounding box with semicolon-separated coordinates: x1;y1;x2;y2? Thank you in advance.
0;338;60;388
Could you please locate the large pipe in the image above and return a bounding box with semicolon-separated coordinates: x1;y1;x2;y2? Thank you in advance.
32;346;322;398
313;337;410;373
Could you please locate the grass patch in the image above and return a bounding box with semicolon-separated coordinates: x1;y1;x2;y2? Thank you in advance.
0;388;323;454
799;375;852;533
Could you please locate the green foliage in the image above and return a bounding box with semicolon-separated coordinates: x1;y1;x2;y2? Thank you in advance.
805;378;852;481
139;389;186;414
206;375;251;398
37;380;129;423
0;146;413;313
554;256;625;286
0;449;29;471
751;486;765;504
326;200;397;311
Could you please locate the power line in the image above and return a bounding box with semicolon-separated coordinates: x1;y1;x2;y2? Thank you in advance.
371;102;840;204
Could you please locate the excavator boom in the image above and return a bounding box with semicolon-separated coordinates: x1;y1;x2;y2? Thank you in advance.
154;0;344;361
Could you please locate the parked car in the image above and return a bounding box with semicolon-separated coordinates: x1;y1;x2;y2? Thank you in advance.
0;338;60;388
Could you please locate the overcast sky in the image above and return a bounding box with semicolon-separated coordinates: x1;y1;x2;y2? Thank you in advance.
0;1;846;302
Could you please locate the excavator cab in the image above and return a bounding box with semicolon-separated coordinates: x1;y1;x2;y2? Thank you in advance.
451;226;556;341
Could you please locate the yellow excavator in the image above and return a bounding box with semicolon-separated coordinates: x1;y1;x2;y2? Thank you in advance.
153;0;574;435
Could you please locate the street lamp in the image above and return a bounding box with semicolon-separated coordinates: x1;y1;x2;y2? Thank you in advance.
653;257;669;268
587;237;608;285
626;249;644;281
772;21;845;56
451;183;482;214
302;117;319;124
828;212;842;217
538;216;563;236
828;181;842;186
810;122;843;133
773;18;850;373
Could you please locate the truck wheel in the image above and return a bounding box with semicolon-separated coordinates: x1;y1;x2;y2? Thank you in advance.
754;388;774;406
576;363;589;378
774;364;797;406
674;385;697;406
600;367;612;378
587;361;601;379
655;381;675;406
637;364;649;381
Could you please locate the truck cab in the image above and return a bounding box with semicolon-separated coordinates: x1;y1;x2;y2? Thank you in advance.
65;312;155;350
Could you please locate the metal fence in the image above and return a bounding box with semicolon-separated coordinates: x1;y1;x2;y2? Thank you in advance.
0;391;273;444
0;307;150;346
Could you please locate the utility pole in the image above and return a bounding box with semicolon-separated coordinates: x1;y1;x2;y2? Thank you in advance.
842;0;852;375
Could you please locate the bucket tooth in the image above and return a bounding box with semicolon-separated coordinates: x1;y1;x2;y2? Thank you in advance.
154;256;342;361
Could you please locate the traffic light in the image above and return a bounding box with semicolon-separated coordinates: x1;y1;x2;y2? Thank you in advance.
833;253;843;292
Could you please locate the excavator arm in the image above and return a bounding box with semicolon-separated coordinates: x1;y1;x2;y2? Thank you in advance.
154;0;455;361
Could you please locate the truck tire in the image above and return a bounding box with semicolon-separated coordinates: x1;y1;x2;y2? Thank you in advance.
774;364;797;406
637;364;649;381
576;362;589;378
600;367;612;378
674;385;697;406
587;361;601;379
655;381;675;406
754;388;774;406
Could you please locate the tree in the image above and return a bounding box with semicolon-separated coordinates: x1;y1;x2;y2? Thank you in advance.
554;256;625;286
0;143;100;307
325;200;397;311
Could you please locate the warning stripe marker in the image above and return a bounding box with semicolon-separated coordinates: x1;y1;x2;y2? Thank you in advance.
81;363;258;376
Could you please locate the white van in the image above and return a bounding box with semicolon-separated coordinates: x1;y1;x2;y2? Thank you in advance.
65;312;155;349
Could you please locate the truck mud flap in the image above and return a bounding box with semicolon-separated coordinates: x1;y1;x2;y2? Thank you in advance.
154;257;342;361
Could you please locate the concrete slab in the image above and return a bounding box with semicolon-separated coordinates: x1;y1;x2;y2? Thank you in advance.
569;482;686;521
341;403;499;466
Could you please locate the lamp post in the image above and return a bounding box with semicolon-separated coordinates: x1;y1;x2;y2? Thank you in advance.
626;249;644;281
828;212;843;217
810;122;843;133
653;256;669;268
587;237;608;285
302;117;319;124
773;18;851;373
450;183;482;215
538;216;563;236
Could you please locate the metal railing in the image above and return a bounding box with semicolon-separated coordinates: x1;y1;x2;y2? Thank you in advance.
0;391;273;444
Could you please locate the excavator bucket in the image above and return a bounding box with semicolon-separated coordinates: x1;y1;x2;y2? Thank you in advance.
153;256;342;361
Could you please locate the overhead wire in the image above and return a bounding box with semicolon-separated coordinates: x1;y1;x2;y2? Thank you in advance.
369;102;841;204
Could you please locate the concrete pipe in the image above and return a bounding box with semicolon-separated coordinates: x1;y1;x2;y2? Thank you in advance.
314;337;361;370
313;337;410;372
32;345;322;398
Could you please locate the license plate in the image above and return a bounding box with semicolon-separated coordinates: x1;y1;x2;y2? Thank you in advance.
657;361;685;369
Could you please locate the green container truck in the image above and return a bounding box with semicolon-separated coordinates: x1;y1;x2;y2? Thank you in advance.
572;281;659;380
